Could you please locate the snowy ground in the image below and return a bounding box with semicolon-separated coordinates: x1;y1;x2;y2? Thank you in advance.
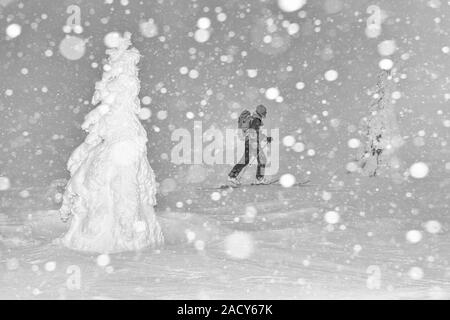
0;175;449;300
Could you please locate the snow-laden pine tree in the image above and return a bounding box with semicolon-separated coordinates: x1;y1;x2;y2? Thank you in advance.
358;69;403;177
59;32;163;253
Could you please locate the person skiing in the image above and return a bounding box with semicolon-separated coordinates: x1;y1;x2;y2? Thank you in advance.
228;104;272;186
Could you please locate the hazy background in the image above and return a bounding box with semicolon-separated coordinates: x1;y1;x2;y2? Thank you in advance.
0;0;449;188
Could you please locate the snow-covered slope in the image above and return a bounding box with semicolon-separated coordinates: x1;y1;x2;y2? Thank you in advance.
1;175;448;299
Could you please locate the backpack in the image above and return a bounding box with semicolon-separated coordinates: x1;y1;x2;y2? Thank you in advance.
238;109;253;133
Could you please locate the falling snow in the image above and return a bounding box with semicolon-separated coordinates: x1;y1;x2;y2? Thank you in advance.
0;0;449;300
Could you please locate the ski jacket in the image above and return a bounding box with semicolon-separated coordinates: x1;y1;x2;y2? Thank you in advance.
245;113;267;143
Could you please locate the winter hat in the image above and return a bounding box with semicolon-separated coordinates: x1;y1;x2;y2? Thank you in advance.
256;104;267;118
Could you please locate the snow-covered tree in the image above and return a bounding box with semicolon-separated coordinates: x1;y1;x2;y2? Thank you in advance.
59;32;163;253
358;69;403;177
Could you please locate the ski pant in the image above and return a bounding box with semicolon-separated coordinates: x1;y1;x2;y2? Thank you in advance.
229;138;266;180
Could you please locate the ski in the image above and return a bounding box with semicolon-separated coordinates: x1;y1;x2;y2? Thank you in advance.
250;179;311;187
250;178;280;186
200;179;311;190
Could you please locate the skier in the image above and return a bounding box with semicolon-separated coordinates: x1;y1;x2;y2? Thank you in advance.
228;104;272;186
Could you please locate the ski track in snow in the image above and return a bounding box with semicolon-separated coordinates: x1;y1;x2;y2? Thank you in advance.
0;177;449;299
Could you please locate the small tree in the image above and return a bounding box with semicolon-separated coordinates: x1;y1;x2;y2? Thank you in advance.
59;32;163;253
358;69;403;177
